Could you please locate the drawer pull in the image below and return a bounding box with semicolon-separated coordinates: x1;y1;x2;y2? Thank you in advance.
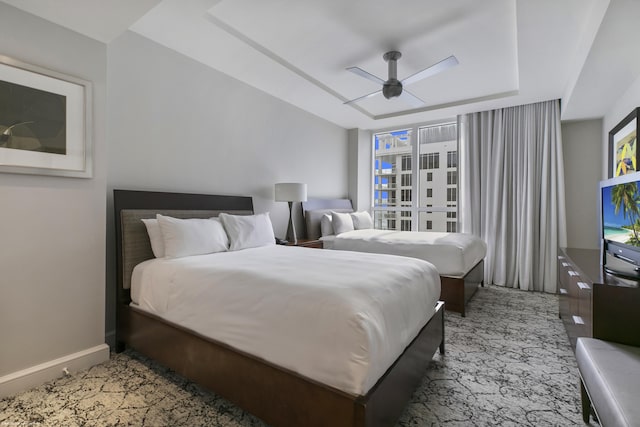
573;315;585;325
577;282;591;290
558;256;565;260
562;262;570;267
559;288;568;295
568;271;579;276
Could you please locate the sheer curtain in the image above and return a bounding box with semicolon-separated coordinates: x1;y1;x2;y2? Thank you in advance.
459;99;567;293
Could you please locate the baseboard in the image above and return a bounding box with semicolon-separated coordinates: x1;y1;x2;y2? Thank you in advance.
105;330;116;351
0;344;110;399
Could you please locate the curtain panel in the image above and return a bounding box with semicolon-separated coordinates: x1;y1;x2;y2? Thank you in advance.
459;99;567;293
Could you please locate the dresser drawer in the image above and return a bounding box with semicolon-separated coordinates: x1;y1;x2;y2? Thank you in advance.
577;280;593;336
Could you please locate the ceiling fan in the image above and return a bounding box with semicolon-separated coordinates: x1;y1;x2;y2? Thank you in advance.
344;51;458;108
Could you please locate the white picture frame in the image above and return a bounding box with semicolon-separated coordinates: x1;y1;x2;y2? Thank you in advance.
0;55;92;178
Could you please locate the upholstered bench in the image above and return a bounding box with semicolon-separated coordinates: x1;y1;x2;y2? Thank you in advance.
576;338;640;426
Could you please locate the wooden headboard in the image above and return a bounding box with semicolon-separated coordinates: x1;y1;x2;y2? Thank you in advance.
113;190;254;303
301;198;353;239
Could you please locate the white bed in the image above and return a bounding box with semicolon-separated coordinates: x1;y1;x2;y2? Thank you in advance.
130;244;441;396
322;229;486;278
115;190;446;427
303;198;486;316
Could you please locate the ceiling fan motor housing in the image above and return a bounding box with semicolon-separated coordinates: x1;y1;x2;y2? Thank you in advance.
383;79;403;99
382;51;403;98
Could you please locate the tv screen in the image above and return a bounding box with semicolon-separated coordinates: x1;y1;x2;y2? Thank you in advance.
601;172;640;279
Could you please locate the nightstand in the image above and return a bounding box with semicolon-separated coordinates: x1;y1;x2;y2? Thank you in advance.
287;239;323;249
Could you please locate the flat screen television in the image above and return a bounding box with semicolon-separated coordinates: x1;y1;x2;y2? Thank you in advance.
600;171;640;279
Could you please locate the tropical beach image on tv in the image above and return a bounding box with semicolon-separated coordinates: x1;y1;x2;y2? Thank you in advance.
602;182;640;247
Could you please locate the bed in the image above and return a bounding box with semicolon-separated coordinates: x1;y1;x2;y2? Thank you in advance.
114;189;445;427
303;198;486;317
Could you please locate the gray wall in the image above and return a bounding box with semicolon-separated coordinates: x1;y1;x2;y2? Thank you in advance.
561;119;603;249
105;31;349;344
0;3;107;377
347;128;372;211
602;77;640;179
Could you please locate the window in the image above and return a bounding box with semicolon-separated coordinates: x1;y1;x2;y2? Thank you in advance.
447;171;457;185
373;124;457;232
447;221;457;232
447;188;457;202
401;155;412;171
373;129;412;210
420;153;439;169
447;151;457;168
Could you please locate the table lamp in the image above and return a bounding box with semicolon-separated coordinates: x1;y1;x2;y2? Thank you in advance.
275;182;307;244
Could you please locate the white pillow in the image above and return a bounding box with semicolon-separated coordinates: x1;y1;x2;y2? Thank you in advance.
141;218;165;258
350;211;373;230
331;211;354;235
320;214;334;237
219;212;276;251
156;214;229;258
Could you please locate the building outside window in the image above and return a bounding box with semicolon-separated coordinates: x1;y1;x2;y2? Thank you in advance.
420;153;439;169
401;189;412;204
447;171;457;185
373;123;457;232
447;151;457;168
401;155;412;171
447;187;457;202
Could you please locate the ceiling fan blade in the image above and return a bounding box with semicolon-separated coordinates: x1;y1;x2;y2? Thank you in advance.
343;89;382;105
398;90;426;108
401;55;458;87
346;66;385;85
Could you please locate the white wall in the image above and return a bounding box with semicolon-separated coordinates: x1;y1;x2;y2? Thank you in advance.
561;119;603;249
347;129;372;211
602;74;640;179
105;31;349;344
0;3;108;394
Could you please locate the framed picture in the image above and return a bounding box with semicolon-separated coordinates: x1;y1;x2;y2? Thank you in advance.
0;55;92;178
609;107;640;178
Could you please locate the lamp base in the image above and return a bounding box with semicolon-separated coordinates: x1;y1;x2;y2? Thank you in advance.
286;201;298;245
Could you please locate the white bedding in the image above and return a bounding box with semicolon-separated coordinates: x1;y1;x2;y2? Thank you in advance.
131;245;440;396
323;229;486;277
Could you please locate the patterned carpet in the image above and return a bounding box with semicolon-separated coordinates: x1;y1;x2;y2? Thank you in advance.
1;285;592;426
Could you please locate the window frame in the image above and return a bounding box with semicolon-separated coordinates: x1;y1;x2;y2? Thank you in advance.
371;121;458;232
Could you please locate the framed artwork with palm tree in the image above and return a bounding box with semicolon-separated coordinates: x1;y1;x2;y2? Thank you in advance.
609;107;640;177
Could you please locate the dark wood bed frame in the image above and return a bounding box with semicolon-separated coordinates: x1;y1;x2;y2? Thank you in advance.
440;261;483;317
302;198;484;317
114;189;445;427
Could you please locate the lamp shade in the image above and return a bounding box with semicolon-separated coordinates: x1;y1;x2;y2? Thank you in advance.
274;182;307;202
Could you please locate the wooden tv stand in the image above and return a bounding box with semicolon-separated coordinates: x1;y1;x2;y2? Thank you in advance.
558;247;640;350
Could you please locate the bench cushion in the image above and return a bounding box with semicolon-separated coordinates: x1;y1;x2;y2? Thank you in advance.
576;338;640;427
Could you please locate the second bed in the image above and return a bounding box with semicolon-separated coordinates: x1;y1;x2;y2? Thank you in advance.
303;199;486;316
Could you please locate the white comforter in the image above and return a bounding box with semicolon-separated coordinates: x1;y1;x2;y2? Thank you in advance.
324;229;486;277
131;245;440;396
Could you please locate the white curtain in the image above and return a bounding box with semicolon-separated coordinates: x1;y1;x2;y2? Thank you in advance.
459;99;567;293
